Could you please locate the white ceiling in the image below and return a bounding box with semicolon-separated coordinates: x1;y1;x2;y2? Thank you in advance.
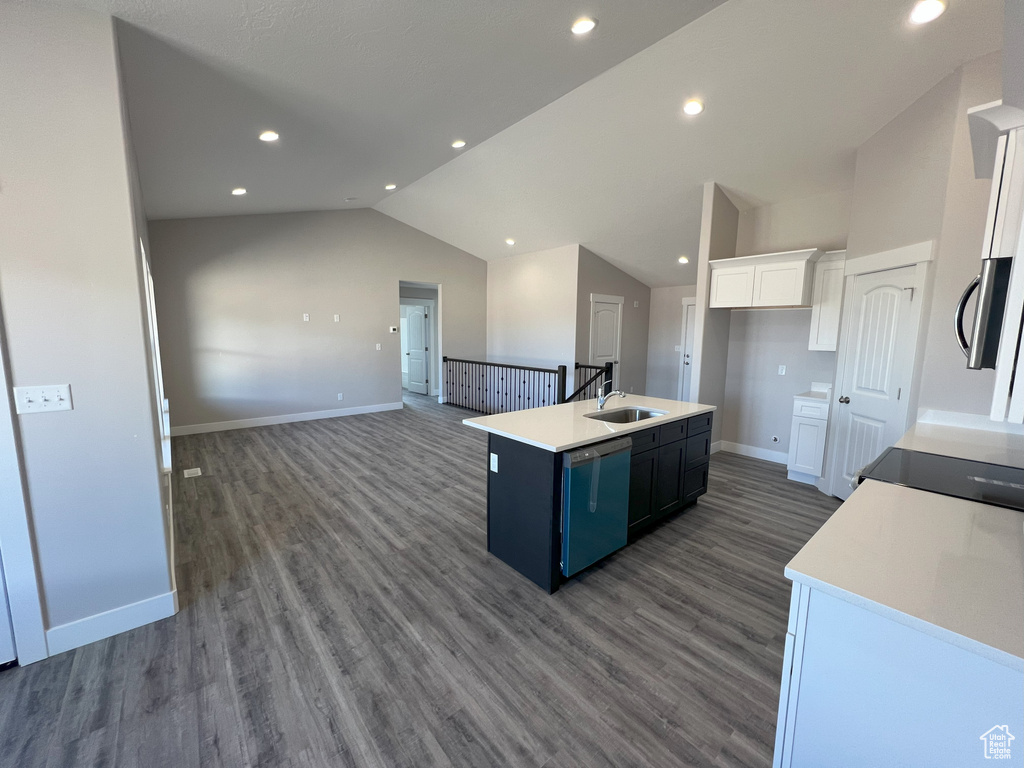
27;0;1003;287
378;0;1004;286
93;0;726;219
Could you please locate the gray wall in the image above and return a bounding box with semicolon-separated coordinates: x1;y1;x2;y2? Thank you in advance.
917;53;1002;417
723;311;837;455
692;182;737;444
0;5;171;627
149;209;487;429
486;245;579;371
575;246;651;395
646;285;697;399
735;190;851;257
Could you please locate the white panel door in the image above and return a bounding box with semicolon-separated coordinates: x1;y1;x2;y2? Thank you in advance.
405;306;428;395
0;551;14;665
678;299;696;402
830;266;923;499
590;295;623;389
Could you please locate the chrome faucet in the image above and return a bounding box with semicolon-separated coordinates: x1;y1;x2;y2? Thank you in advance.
596;379;626;410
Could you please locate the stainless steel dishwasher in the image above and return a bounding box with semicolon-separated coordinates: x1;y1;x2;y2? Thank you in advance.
561;436;632;577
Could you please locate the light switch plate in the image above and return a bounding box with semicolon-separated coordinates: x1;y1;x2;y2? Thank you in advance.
778;365;787;375
489;453;498;473
14;384;73;414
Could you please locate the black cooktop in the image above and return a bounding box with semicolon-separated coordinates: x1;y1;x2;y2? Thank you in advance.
858;447;1024;512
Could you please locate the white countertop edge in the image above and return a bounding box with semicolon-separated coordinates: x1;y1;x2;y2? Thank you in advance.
785;568;1024;672
463;405;716;452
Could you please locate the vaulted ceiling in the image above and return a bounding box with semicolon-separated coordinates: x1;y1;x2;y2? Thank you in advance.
33;0;1005;285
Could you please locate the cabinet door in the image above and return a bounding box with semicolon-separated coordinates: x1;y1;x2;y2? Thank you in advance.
709;264;754;308
682;463;709;505
808;258;845;351
787;416;827;476
752;261;810;307
628;449;657;530
685;431;711;471
654;441;686;518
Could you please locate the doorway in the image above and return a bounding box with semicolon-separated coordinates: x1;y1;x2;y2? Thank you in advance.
677;298;697;402
399;282;439;399
826;265;925;500
590;294;623;389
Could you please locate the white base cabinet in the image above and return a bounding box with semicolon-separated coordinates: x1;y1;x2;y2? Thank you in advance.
774;583;1023;768
787;392;829;484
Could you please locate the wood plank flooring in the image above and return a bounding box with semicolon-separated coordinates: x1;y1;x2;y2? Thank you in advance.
0;394;840;767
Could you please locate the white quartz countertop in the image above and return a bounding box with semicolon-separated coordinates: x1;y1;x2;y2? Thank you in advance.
896;422;1024;468
794;390;828;401
786;479;1024;670
462;395;716;452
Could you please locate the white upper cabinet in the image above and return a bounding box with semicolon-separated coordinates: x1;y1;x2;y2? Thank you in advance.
808;251;846;351
708;249;823;309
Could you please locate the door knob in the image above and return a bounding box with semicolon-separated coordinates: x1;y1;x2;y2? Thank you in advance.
839;396;850;404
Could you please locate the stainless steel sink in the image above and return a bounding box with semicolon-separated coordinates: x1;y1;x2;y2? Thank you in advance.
584;407;668;424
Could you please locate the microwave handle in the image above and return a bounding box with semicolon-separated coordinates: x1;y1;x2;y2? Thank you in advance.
954;275;980;358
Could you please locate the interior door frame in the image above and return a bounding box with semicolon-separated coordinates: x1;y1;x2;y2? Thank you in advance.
0;302;48;664
399;297;438;397
589;293;624;389
677;297;697;401
824;258;931;497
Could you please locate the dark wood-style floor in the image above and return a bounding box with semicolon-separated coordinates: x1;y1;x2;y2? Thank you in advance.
0;393;840;768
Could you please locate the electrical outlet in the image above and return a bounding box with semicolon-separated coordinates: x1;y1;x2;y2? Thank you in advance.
303;313;310;322
14;384;73;414
337;393;344;401
334;314;340;322
771;436;780;443
183;467;202;478
674;345;682;352
389;326;398;333
778;365;786;375
633;300;639;308
375;343;382;351
490;453;498;473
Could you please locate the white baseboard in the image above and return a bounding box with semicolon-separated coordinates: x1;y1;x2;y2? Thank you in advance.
46;590;177;656
787;469;820;486
916;409;1024;434
720;441;788;465
710;440;723;455
170;402;403;436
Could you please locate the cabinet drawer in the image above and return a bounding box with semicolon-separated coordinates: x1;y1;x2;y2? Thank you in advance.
687;412;712;435
682;464;709;505
630;426;660;453
685;432;711;471
659;419;687;445
792;398;829;420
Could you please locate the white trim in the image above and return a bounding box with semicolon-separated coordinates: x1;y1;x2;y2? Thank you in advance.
787;469;821;485
710;440;723;455
843;241;934;277
590;293;625;305
171;402;403;436
719;441;788;465
0;309;48;665
916;408;1024;434
46;590;176;656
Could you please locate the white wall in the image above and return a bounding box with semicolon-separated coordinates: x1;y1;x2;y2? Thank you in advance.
646;285;697;399
486;245;579;370
0;5;172;636
575;246;651;395
723;311;837;455
149;209;487;431
917;53;1002;417
735;189;851;257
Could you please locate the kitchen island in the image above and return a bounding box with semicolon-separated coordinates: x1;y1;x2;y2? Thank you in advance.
463;395;715;592
773;474;1024;767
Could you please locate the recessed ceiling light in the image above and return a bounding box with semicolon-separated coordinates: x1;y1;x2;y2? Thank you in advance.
909;0;947;24
683;98;705;116
451;139;467;149
231;187;247;196
571;17;597;35
385;184;397;190
678;256;689;264
505;238;516;246
259;130;279;142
